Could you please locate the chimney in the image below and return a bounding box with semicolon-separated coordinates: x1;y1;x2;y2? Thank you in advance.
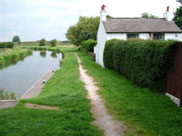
100;5;106;21
167;6;169;12
163;6;172;21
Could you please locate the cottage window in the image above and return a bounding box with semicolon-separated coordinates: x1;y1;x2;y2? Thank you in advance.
153;33;165;40
127;33;139;39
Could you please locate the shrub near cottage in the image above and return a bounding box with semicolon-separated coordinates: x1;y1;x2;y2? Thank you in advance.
81;39;97;52
104;39;176;92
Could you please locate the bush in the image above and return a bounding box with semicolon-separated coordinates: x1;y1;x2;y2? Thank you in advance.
104;39;176;92
39;39;46;46
81;39;97;52
50;39;57;47
0;42;14;48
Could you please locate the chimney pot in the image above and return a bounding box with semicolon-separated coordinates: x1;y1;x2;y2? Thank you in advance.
101;5;106;11
100;4;107;21
167;6;169;12
163;6;171;21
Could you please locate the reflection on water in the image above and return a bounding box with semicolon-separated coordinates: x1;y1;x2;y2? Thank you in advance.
40;51;46;58
0;51;62;99
51;51;57;58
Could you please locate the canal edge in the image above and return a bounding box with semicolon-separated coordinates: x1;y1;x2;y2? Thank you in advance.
20;70;54;99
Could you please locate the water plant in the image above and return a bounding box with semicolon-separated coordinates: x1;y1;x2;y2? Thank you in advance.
0;89;16;100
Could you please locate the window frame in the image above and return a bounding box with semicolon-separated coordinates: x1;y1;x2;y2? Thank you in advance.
153;33;165;40
127;33;139;39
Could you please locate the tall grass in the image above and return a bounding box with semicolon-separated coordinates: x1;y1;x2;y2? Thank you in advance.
0;48;32;69
0;89;16;100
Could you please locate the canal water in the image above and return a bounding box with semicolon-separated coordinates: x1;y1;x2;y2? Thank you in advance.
0;50;62;98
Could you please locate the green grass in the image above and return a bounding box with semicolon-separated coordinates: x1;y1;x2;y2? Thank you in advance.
0;47;102;136
77;51;182;136
0;47;32;69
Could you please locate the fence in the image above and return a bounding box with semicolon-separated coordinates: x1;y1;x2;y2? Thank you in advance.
166;42;182;106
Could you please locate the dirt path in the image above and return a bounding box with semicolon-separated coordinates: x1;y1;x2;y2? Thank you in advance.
0;100;18;109
75;53;127;136
24;103;59;110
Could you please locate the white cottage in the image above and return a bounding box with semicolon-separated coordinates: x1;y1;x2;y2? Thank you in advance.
94;5;182;67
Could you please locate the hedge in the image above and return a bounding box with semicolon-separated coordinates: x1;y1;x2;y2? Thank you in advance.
104;39;176;92
0;42;14;48
81;39;97;52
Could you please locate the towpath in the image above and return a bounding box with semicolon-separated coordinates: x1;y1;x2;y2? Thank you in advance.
75;53;127;136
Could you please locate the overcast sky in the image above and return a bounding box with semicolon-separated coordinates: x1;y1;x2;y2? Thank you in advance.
0;0;180;42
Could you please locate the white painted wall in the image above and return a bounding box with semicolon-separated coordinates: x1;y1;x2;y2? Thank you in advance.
177;33;182;41
107;33;126;40
164;33;182;41
139;33;150;40
165;33;176;40
107;33;150;40
94;21;107;67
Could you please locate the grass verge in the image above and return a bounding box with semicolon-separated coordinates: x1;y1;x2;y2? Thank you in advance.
0;47;102;136
77;51;182;136
0;47;32;69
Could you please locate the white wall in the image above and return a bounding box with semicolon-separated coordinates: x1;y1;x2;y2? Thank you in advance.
177;33;182;41
139;33;150;40
107;33;150;40
164;33;182;41
94;21;107;67
165;33;176;40
107;33;126;40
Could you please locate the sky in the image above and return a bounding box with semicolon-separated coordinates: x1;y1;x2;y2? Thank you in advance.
0;0;181;42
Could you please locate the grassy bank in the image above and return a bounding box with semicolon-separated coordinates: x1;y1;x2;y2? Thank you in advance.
0;48;32;69
77;51;182;136
0;47;102;136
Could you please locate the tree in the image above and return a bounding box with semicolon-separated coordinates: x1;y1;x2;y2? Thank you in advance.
177;0;182;4
66;16;100;46
39;39;46;46
141;12;158;19
50;39;57;47
12;35;20;43
173;1;182;28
